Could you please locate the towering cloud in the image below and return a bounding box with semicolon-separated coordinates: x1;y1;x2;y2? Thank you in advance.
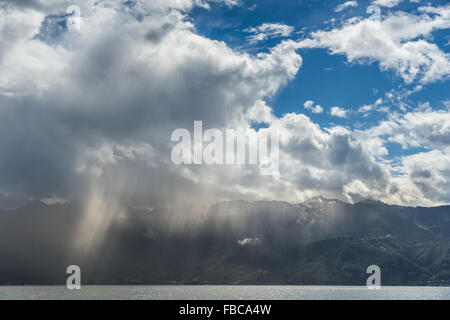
0;0;449;211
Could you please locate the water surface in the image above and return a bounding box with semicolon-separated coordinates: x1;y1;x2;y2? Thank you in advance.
0;286;449;300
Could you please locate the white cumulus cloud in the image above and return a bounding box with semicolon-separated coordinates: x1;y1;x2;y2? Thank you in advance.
334;1;358;13
296;4;450;84
245;23;294;43
372;0;403;8
330;106;349;118
304;100;324;114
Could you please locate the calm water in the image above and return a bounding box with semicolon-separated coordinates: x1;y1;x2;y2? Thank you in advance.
0;286;449;300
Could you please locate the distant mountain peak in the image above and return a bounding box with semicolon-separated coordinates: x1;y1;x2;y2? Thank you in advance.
303;195;346;204
356;199;388;206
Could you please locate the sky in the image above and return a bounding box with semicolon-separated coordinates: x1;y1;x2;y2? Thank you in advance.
0;0;449;209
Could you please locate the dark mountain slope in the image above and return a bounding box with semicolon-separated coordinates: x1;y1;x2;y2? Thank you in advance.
0;199;449;285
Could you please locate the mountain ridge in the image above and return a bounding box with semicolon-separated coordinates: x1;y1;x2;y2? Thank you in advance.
0;199;449;285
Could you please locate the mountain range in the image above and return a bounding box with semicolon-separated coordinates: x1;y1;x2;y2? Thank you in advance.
0;198;449;285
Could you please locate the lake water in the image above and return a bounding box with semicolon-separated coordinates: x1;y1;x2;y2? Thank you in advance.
0;286;449;300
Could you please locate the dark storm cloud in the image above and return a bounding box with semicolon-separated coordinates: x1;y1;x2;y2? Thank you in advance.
0;1;302;207
145;22;174;43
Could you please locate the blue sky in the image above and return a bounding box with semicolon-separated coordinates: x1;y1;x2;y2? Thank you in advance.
189;0;450;160
191;0;449;112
